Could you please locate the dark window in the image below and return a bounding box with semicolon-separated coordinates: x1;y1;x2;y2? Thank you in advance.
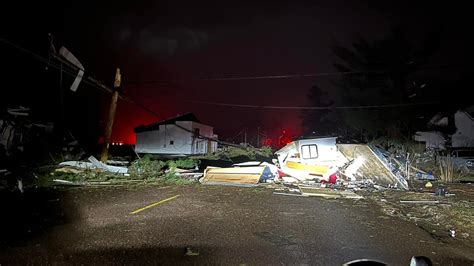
301;144;318;159
170;140;174;145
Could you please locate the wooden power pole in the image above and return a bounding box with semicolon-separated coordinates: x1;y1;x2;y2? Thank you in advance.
100;68;121;162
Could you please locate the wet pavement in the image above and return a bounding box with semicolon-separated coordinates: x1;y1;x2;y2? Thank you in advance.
0;185;473;265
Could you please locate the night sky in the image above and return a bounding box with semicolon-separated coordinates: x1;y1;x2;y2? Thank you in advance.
1;1;473;145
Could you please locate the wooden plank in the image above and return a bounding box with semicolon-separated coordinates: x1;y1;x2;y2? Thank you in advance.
201;166;265;185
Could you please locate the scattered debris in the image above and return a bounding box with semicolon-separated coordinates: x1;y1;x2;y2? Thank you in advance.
106;160;130;166
88;156;128;174
338;144;409;189
399;200;440;205
57;156;128;174
185;247;200;256
299;186;363;199
281;176;299;183
434;186;446;196
53;179;80;185
449;229;456;238
414;169;435;180
273;192;309;197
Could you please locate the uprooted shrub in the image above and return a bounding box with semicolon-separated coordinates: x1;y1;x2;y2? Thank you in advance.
174;158;198;169
128;156;198;183
128;155;167;180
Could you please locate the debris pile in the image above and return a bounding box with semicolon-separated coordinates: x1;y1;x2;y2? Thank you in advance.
197;136;470;199
53;155;201;185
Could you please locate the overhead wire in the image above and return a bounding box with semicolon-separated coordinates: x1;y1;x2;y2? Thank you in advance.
197;70;379;81
0;38;441;117
186;100;440;110
124;63;468;85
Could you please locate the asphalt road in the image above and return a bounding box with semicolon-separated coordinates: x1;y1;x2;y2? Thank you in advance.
1;185;473;265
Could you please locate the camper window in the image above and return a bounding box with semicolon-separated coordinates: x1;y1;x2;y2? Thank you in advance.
301;144;318;159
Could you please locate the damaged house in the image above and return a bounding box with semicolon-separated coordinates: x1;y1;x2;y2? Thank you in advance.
452;107;474;147
134;113;218;155
414;106;474;149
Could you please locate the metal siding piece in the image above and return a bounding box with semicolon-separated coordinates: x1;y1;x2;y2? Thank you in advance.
69;69;84;92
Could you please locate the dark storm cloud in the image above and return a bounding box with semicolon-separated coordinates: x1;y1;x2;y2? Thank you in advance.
116;21;210;56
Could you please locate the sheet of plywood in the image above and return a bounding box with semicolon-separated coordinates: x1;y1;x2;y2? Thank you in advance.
201;166;265;186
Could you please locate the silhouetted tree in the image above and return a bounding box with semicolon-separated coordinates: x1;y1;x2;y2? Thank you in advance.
302;27;440;141
300;85;335;136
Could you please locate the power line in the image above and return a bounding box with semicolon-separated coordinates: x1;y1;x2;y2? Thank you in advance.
0;37;161;118
195;64;468;81
187;100;440;110
198;71;375;81
128;64;468;85
1;38;112;95
125;71;374;85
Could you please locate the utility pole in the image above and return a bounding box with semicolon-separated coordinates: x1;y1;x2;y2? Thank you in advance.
100;68;121;162
257;126;260;147
244;128;247;145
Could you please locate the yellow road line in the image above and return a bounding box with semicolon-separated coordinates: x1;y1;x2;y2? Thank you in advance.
129;194;180;215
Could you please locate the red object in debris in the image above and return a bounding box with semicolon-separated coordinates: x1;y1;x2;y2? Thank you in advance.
322;173;337;184
277;169;285;179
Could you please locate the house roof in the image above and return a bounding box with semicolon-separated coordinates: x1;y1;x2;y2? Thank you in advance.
134;113;200;133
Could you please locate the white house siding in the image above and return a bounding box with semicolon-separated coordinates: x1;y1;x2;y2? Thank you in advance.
452;111;474;148
135;124;193;154
135;121;218;155
188;121;217;154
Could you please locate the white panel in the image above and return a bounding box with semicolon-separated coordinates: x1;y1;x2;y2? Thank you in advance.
310;145;318;157
301;145;311;158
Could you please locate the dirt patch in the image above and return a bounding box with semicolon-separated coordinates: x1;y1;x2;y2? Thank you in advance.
362;183;474;248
